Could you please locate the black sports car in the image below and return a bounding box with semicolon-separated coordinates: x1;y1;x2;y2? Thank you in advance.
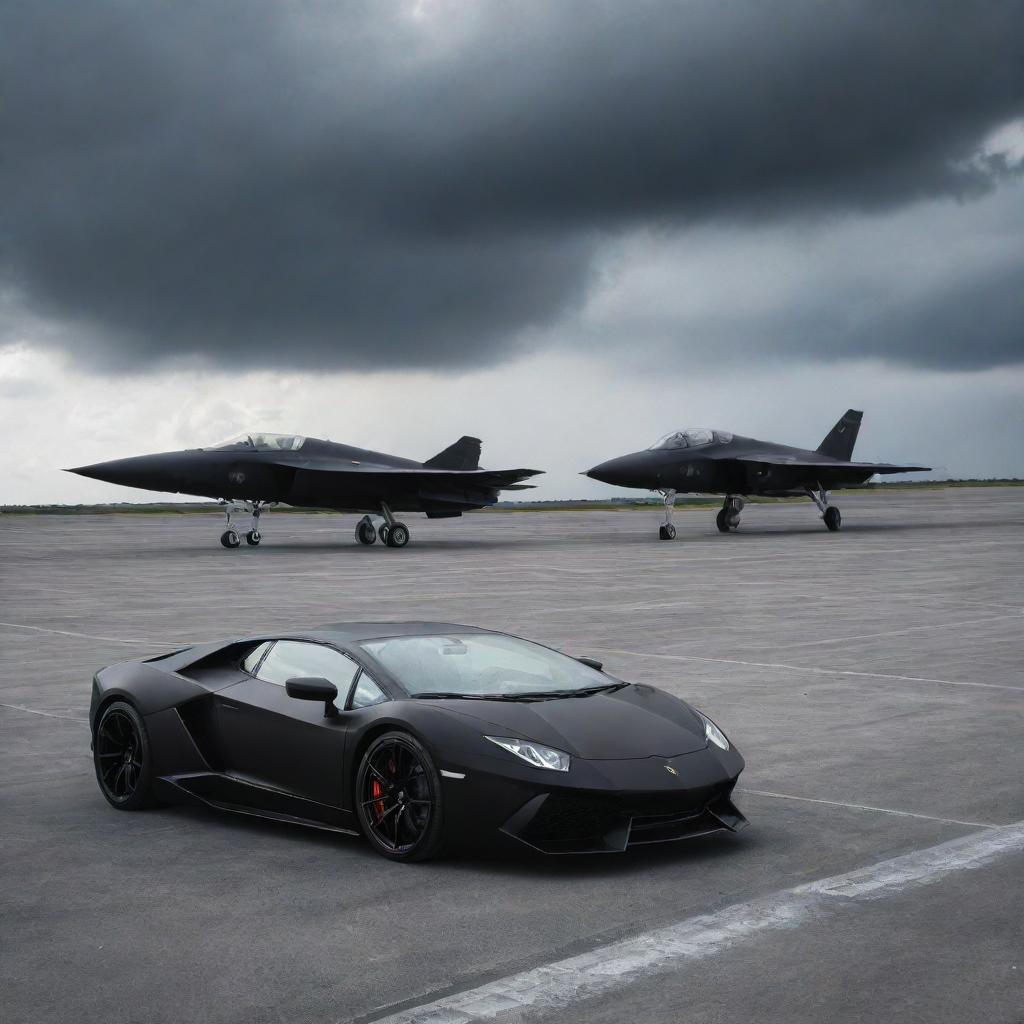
91;622;747;861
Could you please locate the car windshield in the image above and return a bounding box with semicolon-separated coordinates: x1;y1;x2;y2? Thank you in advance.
359;634;614;698
648;428;715;450
208;433;306;452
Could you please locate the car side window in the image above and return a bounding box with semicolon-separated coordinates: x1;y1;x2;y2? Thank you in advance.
350;671;387;709
256;640;359;693
241;641;272;675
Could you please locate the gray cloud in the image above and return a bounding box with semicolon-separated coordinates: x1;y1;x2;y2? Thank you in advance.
2;1;1023;372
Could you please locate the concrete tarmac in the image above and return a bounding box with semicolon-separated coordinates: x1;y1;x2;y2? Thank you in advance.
1;487;1022;1024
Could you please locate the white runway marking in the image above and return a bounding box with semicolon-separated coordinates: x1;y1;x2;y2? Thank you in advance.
592;646;1024;693
0;621;177;646
767;611;1024;651
0;702;89;723
366;821;1024;1024
742;788;998;829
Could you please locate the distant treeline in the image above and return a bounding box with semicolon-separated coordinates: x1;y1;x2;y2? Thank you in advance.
2;479;1021;515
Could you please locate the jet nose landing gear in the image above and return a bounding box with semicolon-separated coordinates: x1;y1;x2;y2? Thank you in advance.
658;489;677;540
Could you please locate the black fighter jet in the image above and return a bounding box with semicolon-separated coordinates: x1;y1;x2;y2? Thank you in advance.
585;410;929;539
69;433;541;548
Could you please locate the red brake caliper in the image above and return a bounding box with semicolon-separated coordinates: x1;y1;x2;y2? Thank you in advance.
371;778;385;819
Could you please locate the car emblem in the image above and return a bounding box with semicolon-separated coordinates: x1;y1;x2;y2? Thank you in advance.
664;764;678;776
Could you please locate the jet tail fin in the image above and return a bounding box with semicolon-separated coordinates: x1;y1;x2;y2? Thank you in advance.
817;409;863;461
423;436;482;471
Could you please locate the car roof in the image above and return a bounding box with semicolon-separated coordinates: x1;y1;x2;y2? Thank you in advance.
309;621;493;643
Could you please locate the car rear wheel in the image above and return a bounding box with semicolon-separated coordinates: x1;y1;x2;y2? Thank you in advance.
355;732;444;862
93;701;156;810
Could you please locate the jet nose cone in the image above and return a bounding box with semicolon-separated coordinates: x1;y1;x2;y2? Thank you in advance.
65;453;189;492
67;461;130;484
585;456;640;487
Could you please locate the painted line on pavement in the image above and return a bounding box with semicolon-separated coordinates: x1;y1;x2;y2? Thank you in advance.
742;788;998;830
362;821;1024;1024
0;621;178;646
0;702;89;723
591;646;1023;693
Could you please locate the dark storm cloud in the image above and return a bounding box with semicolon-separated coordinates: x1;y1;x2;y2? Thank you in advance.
2;0;1023;372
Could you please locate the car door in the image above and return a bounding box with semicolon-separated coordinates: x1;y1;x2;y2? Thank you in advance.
213;640;359;816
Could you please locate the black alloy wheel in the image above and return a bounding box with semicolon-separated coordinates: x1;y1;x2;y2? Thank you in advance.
355;732;443;861
94;701;155;810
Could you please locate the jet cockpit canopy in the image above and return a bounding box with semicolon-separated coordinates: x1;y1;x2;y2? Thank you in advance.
648;428;718;451
208;433;306;452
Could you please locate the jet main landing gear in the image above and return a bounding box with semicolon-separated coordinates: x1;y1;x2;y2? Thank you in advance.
658;489;677;540
805;484;842;532
354;505;411;548
716;496;744;533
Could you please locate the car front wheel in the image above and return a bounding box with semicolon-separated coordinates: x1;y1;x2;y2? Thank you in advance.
355;732;444;862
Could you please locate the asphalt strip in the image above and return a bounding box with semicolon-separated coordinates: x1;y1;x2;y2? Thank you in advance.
360;820;1024;1024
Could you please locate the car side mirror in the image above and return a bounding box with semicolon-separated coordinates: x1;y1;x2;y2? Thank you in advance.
577;656;604;672
285;677;339;717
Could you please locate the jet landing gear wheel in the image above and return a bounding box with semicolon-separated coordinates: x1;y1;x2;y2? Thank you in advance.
658;523;676;540
355;732;444;862
824;506;842;532
385;522;410;548
220;529;241;548
245;529;261;546
717;496;744;533
355;517;377;545
93;701;155;810
378;525;390;545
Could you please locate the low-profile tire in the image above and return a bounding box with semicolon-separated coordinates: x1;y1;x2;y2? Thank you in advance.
385;522;410;548
220;529;241;548
355;731;444;862
93;701;157;810
824;506;842;532
245;529;261;546
355;519;377;545
716;508;731;533
658;523;676;540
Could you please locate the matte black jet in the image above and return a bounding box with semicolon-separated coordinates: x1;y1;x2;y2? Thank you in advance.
585;410;929;539
69;433;541;548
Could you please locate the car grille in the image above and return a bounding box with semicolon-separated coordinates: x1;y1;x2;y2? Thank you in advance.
506;784;744;854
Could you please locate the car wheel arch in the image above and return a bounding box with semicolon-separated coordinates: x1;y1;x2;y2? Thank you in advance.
92;691;143;738
348;719;436;805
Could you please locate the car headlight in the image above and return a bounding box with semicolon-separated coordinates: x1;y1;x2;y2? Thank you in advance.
697;711;730;750
485;735;571;771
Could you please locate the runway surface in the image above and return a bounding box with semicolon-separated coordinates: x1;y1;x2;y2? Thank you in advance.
2;487;1022;1024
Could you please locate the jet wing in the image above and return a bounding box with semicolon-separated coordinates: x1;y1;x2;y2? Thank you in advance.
734;456;930;474
270;455;543;489
732;455;929;491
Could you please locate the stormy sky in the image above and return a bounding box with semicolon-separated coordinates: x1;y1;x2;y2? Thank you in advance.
2;0;1023;503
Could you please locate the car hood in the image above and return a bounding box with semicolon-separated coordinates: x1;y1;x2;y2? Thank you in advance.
433;684;708;759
